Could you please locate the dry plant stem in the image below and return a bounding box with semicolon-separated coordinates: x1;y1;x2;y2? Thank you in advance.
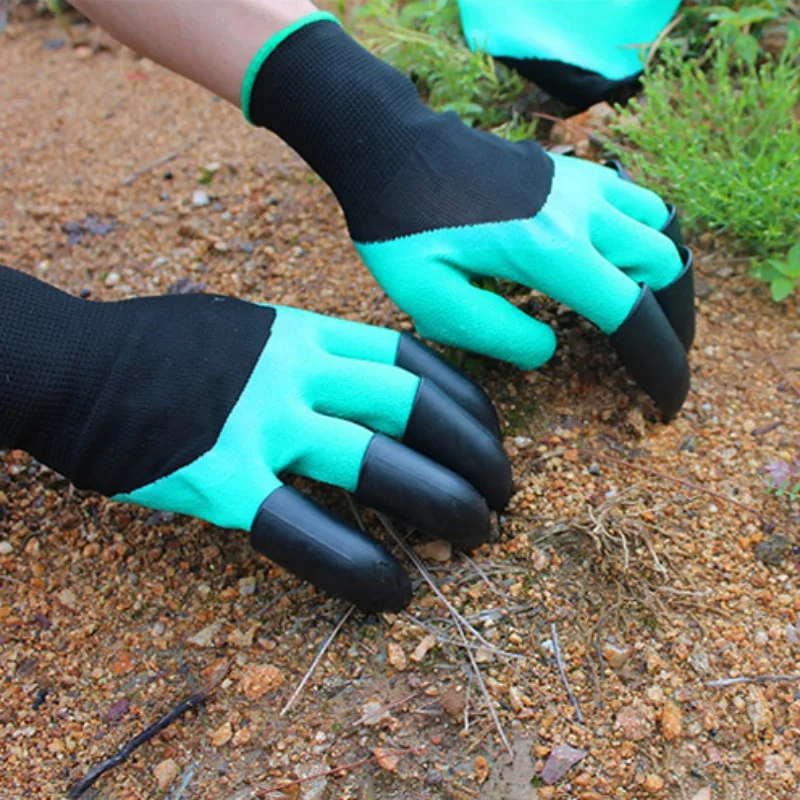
706;674;800;688
645;12;685;68
460;552;515;601
375;514;512;755
280;604;354;717
752;334;800;399
454;605;513;755
121;139;198;187
376;513;507;658
586;449;764;518
551;623;584;724
256;748;416;797
67;691;209;798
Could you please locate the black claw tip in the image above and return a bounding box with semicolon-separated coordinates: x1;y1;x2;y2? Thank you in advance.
609;286;690;422
356;434;492;549
251;486;411;612
404;378;512;511
396;333;501;439
653;245;695;351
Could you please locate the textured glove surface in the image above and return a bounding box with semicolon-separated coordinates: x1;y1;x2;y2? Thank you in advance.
1;266;509;610
457;0;681;107
247;20;684;372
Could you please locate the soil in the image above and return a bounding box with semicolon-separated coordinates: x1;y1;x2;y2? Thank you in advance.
1;17;799;800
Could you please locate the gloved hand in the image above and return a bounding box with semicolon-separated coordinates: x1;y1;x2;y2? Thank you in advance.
243;14;694;420
457;0;681;108
0;265;511;612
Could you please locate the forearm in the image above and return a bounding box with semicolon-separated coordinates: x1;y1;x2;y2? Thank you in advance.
70;0;317;106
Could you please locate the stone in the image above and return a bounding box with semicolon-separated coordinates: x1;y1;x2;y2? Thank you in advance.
187;621;221;648
0;541;13;555
58;588;78;611
386;641;407;671
410;634;437;663
414;539;452;562
661;700;682;741
229;625;258;649
373;747;400;773
602;638;631;669
643;774;665;793
211;721;233;747
755;533;791;566
440;686;466;718
509;685;524;713
153;758;179;791
746;685;772;735
474;755;490;784
615;700;655;741
541;744;588;785
238;576;257;596
240;663;284;701
192;189;210;207
295;759;327;800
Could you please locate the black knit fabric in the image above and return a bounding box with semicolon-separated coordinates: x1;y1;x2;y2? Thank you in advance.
501;57;642;110
249;20;555;243
0;265;274;495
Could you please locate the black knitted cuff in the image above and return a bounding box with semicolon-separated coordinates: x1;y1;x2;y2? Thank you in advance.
248;20;435;230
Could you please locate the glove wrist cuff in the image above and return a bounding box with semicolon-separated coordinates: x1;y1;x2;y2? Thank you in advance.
241;10;341;124
244;18;434;226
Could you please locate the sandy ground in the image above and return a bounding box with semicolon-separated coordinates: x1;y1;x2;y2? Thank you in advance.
1;17;799;800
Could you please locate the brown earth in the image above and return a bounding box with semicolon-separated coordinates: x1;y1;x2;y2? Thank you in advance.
1;17;799;800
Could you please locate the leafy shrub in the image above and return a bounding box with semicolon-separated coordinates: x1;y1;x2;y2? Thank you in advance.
352;0;539;138
610;34;800;275
750;240;800;301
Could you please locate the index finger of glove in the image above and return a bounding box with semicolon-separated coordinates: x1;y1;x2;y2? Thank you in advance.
251;484;411;612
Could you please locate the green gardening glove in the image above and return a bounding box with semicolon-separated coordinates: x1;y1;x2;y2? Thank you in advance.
244;14;694;420
457;0;682;108
0;265;510;612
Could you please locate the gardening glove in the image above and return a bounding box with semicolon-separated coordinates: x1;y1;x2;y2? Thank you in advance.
243;14;695;420
0;265;511;612
457;0;681;108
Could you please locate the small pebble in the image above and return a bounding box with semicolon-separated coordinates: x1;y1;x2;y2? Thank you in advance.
153;758;179;791
192;189;210;207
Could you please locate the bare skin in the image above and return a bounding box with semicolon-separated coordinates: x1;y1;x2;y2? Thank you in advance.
70;0;317;106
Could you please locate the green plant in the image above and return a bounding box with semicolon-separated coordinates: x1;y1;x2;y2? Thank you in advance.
750;240;800;300
703;2;791;64
670;1;794;60
611;35;800;271
353;0;538;137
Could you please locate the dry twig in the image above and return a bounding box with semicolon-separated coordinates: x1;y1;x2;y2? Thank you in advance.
376;514;507;658
280;604;354;717
120;139;198;186
706;674;800;688
586;449;764;518
67;691;208;798
256;748;416;797
551;623;584;724
376;514;513;755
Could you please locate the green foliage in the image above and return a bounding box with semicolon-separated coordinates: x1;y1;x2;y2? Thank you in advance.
672;1;793;59
750;241;800;301
611;35;800;283
353;0;538;138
